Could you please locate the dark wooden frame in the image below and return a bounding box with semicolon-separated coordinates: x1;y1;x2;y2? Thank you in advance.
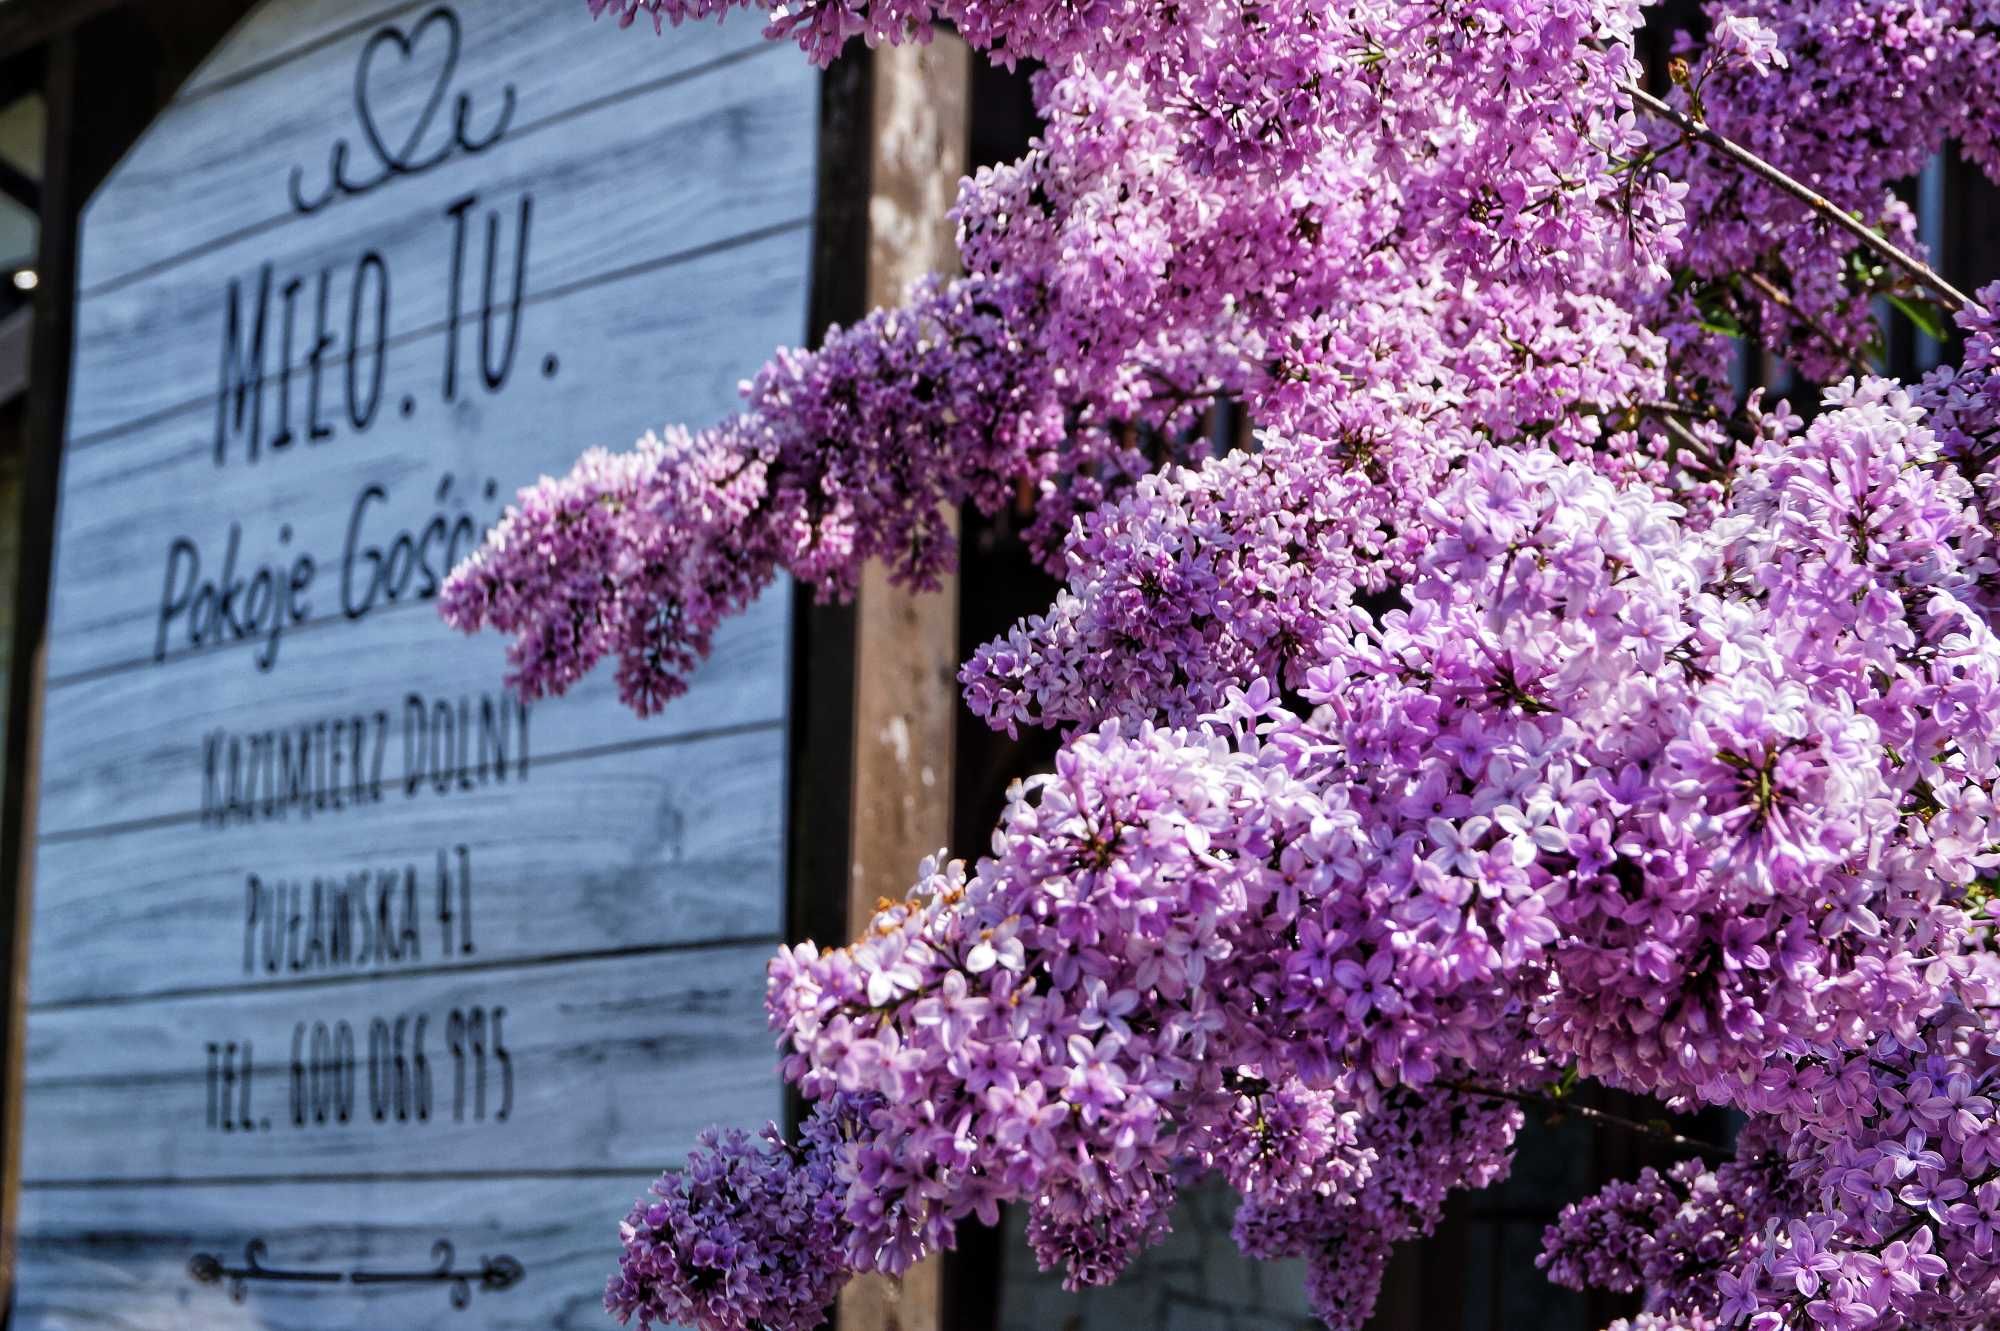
0;33;72;1319
1;13;187;1308
785;48;871;982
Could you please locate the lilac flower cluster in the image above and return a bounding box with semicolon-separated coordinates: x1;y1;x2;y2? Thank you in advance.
448;0;1685;708
614;414;1992;1329
757;686;1541;1323
960;445;1397;734
1232;1090;1525;1327
1541;1118;1805;1308
1715;1009;2000;1328
443;4;2000;1330
1918;283;2000;626
606;1093;875;1331
1550;1004;2000;1328
967;384;1997;1107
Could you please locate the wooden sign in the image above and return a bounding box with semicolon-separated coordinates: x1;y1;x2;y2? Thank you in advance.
12;2;814;1324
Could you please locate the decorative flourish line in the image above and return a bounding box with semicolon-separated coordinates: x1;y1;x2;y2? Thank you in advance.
350;1239;527;1309
188;1237;524;1309
187;1239;342;1302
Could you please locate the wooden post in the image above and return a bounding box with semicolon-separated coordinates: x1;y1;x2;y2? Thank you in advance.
847;32;969;951
823;31;971;1331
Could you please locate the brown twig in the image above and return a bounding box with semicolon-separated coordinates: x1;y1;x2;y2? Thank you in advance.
1637;398;1733;425
1654;410;1726;475
1441;1079;1732;1162
1738;270;1874;380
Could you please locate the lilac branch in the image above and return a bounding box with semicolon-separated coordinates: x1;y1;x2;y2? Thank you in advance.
1740;270;1875;379
1625;83;1977;315
1440;1080;1731;1162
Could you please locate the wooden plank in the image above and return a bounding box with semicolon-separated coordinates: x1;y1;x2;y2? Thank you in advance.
27;722;786;1007
180;0;448;98
78;2;770;296
43;220;811;683
68;38;811;442
33;570;787;837
14;1174;683;1330
21;942;781;1182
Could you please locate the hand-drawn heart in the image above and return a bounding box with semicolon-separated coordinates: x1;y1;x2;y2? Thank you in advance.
353;5;462;174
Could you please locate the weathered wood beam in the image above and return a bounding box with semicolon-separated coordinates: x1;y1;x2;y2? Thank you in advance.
0;152;37;213
785;30;972;1331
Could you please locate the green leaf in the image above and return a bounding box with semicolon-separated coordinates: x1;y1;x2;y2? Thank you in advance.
1696;302;1745;337
1884;290;1951;342
1690;280;1745;339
